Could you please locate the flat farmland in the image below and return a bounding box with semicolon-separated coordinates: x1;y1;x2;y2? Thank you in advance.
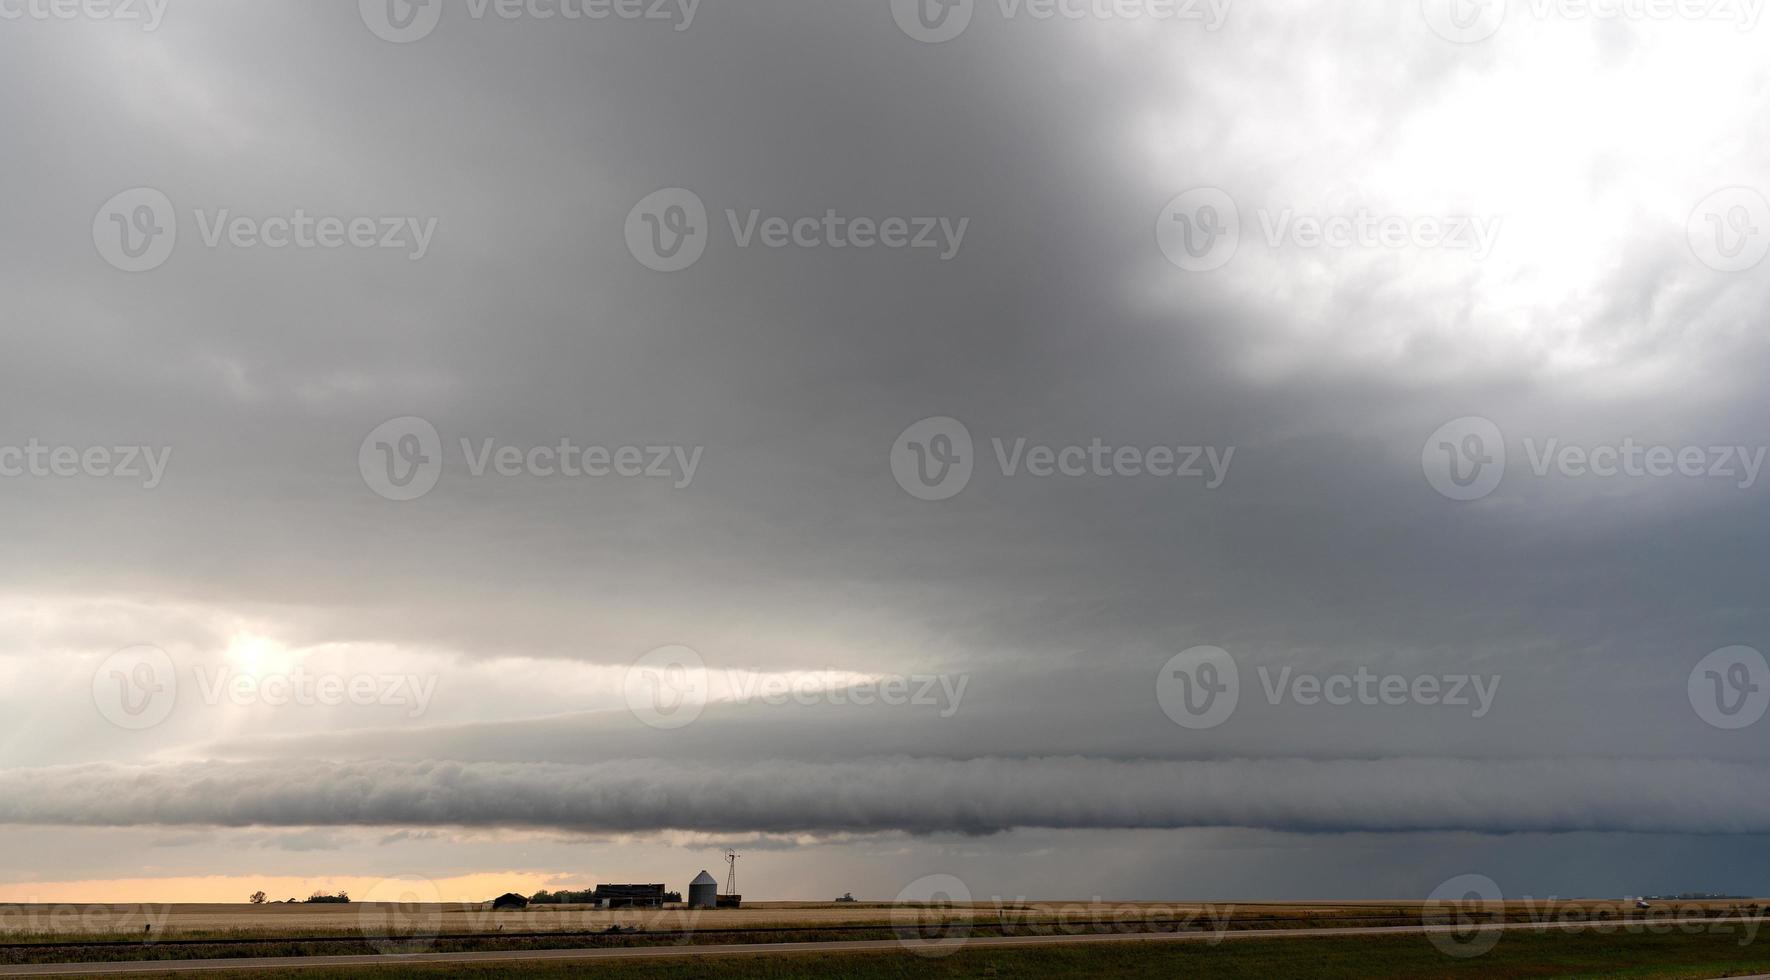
2;899;1763;942
0;902;1009;939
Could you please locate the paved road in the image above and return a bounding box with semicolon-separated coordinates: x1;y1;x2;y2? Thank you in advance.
5;917;1766;976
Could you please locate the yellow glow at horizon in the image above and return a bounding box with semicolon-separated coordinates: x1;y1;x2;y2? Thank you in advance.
0;873;572;907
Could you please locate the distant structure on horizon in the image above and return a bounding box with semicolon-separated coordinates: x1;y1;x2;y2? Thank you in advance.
688;870;719;909
721;850;743;908
591;883;667;909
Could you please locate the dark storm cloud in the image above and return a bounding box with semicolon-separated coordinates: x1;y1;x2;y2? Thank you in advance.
2;0;1770;896
6;756;1770;836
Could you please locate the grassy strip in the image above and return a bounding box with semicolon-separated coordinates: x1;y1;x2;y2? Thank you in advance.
10;915;1765;966
44;928;1770;980
9;910;1757;963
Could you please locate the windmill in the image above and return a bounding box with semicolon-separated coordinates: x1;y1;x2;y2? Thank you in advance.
724;850;740;897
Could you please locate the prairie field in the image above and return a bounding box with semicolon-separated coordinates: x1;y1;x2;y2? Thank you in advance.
2;898;1762;941
31;931;1770;980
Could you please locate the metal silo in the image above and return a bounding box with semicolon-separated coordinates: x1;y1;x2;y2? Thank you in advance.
688;870;718;909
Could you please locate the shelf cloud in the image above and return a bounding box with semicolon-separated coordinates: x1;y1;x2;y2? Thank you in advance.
6;756;1768;837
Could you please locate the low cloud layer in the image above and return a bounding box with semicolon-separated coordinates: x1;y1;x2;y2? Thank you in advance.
7;756;1770;837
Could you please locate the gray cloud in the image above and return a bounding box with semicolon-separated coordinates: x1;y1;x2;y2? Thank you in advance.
2;0;1769;897
7;756;1770;837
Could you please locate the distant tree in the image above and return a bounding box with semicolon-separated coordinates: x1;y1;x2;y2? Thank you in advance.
249;891;267;905
532;888;596;904
304;891;351;904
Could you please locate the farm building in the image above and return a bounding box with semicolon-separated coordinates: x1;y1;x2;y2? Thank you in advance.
590;884;667;909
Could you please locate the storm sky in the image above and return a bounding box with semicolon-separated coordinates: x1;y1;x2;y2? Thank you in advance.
3;0;1770;904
